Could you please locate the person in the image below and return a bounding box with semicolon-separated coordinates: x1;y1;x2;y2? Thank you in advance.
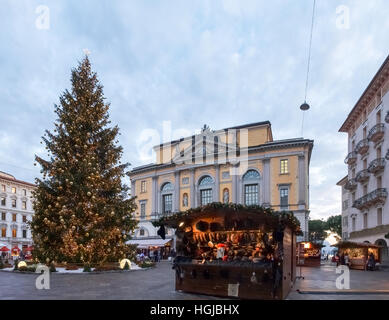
344;253;350;268
366;253;376;271
149;250;154;261
335;253;340;266
154;249;158;262
340;253;345;265
140;252;145;262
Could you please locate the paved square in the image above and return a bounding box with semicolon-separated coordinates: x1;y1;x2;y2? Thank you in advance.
1;262;389;300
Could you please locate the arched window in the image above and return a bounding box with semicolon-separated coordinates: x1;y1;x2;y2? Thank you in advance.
199;175;213;205
161;182;174;214
199;176;213;186
161;182;174;192
243;169;260;180
243;169;260;206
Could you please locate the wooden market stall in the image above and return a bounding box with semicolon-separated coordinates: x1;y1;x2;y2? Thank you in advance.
336;241;381;270
155;203;301;300
297;242;321;267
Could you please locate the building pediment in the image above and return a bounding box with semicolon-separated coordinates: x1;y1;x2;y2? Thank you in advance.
171;136;239;165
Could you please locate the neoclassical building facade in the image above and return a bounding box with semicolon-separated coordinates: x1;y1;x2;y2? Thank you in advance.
339;54;389;259
0;171;35;253
129;121;313;246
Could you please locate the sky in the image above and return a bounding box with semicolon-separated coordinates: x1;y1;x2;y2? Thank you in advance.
0;0;388;220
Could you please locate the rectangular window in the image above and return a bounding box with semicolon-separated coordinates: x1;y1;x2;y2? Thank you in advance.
363;185;368;196
222;171;230;180
23;189;27;196
140;202;146;219
12;229;16;238
377;110;381;124
342;200;348;210
12;214;17;222
363;159;367;170
280;188;289;210
1;228;6;237
22;215;27;223
1;212;5;221
280;159;289;174
11;187;16;194
352;192;355;203
141;181;147;193
200;189;213;206
377;147;382;159
352;217;356;232
139;229;145;236
363;127;367;139
377;176;382;189
22;230;27;239
162;194;173;214
343;216;348;227
12;199;16;208
244;184;258;206
1;185;5;192
181;177;189;185
22;201;27;210
377;208;383;226
363;213;368;229
1;197;5;206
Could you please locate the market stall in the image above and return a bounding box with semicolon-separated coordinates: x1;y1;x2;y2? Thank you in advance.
336;241;381;270
127;239;173;259
154;203;301;300
297;242;321;267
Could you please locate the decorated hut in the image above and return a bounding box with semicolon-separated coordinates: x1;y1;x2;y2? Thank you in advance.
336;241;381;270
154;203;301;300
296;242;322;267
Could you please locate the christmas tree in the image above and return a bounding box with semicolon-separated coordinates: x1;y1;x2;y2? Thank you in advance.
31;56;137;266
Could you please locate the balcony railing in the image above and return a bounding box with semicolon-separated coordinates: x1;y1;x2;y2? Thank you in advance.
367;158;386;175
385;111;389;124
355;139;369;155
367;123;385;143
344;178;357;191
353;188;388;210
355;169;370;183
344;151;357;165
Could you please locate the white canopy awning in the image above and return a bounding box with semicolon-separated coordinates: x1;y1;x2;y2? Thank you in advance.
127;238;172;249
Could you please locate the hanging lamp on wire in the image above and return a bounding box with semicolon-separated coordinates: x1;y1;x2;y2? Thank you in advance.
300;0;316;134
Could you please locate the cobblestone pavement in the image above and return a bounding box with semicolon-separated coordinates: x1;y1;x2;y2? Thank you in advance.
287;264;389;300
0;261;220;300
1;261;389;300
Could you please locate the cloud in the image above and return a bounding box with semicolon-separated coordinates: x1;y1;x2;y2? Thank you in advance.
0;0;388;219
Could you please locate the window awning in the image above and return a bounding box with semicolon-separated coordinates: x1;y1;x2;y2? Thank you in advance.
126;238;172;249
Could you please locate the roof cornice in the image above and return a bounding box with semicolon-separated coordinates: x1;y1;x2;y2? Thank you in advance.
130;138;314;175
339;55;389;133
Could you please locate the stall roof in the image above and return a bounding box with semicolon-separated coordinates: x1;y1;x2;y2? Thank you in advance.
336;241;381;248
127;239;172;249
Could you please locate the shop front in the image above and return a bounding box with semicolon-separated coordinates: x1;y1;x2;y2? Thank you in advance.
337;241;381;270
155;203;301;300
127;238;173;260
297;242;321;267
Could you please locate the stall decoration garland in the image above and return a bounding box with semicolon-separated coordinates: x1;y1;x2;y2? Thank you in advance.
336;241;381;249
152;202;302;235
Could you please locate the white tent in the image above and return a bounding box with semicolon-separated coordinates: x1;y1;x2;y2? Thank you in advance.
126;238;172;249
